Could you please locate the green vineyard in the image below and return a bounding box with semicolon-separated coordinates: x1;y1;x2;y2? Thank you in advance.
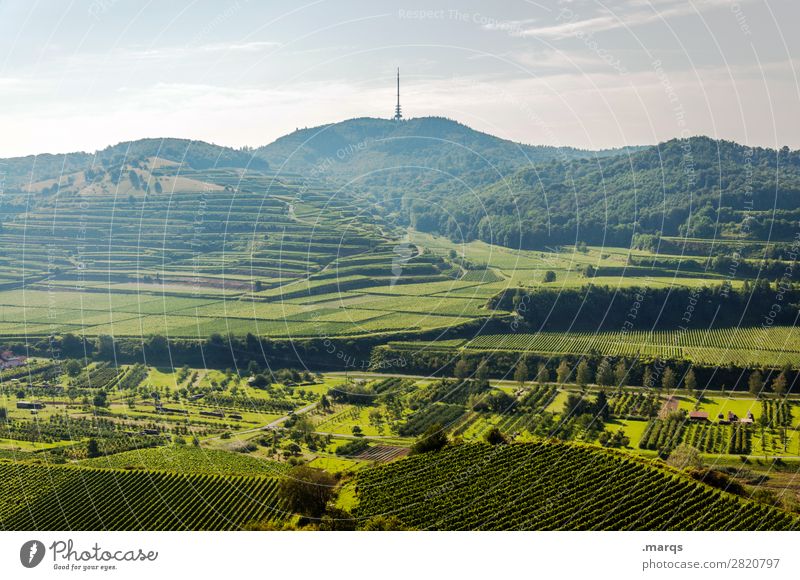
682;423;752;455
354;442;798;530
460;327;800;367
638;418;687;455
0;461;285;530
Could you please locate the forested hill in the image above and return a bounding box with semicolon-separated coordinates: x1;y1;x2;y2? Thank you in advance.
6;121;800;254
255;116;627;193
410;137;800;249
1;138;267;187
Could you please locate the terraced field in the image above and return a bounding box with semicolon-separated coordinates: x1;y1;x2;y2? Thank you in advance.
0;167;510;340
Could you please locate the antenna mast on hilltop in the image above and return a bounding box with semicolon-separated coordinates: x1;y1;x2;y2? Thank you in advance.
393;68;402;121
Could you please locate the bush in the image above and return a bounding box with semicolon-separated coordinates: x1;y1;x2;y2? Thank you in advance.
335;439;369;456
229;441;258;453
410;423;448;455
666;444;702;470
360;515;409;530
318;508;356;531
484;427;507;445
278;466;337;518
686;468;745;496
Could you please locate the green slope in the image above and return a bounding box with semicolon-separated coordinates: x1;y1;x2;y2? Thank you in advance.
0;461;285;530
354;441;799;530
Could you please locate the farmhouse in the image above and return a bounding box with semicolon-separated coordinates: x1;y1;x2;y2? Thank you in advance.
16;401;44;410
688;411;709;421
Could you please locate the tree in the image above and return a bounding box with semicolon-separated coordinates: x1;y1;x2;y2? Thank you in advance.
410;423;448;455
246;360;260;376
86;438;101;458
666;444;702;470
64;359;82;377
351;425;363;437
772;372;788;397
0;407;6;420
278;466;337;518
643;366;653;389
596;358;614;387
484;427;507;445
556;359;571;384
486;390;514;413
564;393;588;416
661;367;676;390
453;358;471;380
318;508;356;531
92;390;108;408
684;368;698;398
575;360;592;389
475;359;489;384
60;333;84;357
614;359;628;387
154;180;163;194
251;374;272;389
368;408;383;428
749;370;764;397
128;170;140;189
320;394;331;411
514;359;528;386
283;442;302;456
536;363;550;385
543;270;556;283
594;390;610;422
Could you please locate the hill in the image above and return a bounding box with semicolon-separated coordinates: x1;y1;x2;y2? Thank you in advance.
256;116;618;197
1;137;267;187
412;137;800;249
354;442;798;530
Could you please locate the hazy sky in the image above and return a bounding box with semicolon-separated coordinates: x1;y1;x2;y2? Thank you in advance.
1;0;798;156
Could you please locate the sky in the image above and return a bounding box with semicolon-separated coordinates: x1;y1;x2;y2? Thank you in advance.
0;0;798;157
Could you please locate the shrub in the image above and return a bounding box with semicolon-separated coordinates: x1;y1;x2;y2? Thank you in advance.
410;423;448;455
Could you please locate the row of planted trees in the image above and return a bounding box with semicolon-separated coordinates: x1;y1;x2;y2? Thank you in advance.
450;353;795;398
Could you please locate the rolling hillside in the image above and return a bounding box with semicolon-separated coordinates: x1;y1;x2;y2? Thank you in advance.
414;137;800;249
355;442;799;530
0;461;285;530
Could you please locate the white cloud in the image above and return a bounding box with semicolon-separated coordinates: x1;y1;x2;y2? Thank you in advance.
488;0;758;40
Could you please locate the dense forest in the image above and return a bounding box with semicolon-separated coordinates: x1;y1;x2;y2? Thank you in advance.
408;137;800;249
492;280;800;332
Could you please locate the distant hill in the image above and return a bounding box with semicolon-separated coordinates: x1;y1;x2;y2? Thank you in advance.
1;138;267;187
255;116;628;196
4;119;799;253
